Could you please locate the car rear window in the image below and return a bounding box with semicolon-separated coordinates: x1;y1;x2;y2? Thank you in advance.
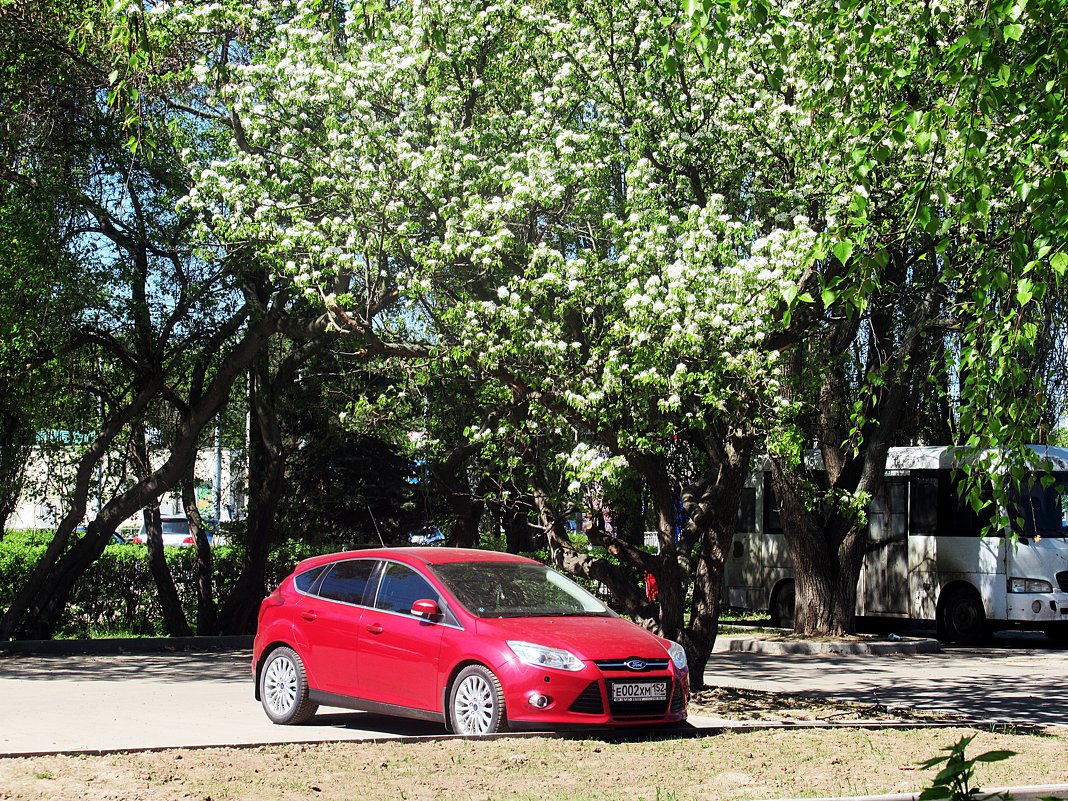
318;559;376;605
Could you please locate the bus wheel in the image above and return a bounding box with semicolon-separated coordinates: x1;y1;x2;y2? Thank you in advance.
1044;624;1068;646
770;581;795;629
940;587;987;645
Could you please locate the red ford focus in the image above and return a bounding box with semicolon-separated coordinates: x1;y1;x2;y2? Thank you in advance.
253;547;689;734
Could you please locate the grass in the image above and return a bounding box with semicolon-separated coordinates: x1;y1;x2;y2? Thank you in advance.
1;726;1066;801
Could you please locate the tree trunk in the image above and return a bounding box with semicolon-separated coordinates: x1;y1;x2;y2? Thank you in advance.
182;473;217;635
533;428;754;693
218;351;285;634
431;448;484;548
502;494;536;553
678;430;754;690
0;304;283;641
0;408;30;538
131;424;192;638
140;506;193;637
0;378;163;640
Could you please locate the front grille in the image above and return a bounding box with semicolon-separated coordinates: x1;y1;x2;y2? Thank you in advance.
594;658;669;673
1056;571;1068;593
568;682;604;715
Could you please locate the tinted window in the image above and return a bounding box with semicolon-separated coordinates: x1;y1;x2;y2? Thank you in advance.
294;565;327;593
736;486;756;532
318;559;376;605
373;563;439;615
1010;473;1068;537
763;473;782;534
910;470;995;537
909;474;939;533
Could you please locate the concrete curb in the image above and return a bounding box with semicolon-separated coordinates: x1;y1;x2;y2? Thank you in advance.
1;631;934;658
0;635;253;656
761;784;1068;801
723;636;941;656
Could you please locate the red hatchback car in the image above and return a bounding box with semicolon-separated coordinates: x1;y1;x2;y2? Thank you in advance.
253;547;689;734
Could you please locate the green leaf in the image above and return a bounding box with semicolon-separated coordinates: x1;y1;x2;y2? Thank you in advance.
832;240;854;265
1016;278;1034;306
1050;252;1068;275
1003;22;1024;40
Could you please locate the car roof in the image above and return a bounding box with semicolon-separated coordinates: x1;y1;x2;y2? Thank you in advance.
293;547;539;573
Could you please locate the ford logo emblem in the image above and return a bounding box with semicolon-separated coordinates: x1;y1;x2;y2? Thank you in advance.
624;658;647;671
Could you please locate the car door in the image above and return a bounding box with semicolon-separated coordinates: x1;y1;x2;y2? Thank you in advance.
299;558;376;697
357;561;448;712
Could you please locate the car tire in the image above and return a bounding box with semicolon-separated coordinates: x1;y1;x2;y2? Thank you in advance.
260;646;318;725
940;586;988;645
449;665;508;736
769;580;795;629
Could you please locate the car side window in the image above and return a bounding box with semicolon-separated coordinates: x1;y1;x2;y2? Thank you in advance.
294;565;327;594
317;559;376;605
374;563;439;616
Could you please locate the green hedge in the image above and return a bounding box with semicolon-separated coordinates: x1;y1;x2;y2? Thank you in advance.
0;531;322;638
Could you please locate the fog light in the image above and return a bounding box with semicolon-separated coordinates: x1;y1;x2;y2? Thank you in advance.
1033;600;1043;614
528;693;551;709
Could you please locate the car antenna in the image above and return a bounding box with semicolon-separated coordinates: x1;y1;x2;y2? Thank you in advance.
367;506;387;547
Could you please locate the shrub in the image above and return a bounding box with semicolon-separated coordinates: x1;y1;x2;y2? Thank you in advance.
0;531;328;638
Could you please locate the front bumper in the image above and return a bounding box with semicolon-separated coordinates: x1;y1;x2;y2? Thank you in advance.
495;659;689;730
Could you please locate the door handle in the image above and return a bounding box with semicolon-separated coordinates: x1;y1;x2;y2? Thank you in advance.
366;622;383;635
301;611;318;621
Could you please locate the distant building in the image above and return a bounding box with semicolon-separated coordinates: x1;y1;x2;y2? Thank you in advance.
9;445;247;533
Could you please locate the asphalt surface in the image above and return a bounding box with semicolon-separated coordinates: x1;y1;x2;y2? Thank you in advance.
0;634;1065;755
706;637;1068;726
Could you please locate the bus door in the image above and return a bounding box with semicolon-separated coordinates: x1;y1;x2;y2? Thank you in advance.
863;477;909;615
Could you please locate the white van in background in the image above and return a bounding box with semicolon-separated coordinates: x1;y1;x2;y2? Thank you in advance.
724;445;1068;644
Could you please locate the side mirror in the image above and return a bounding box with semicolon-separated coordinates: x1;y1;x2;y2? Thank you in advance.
411;599;441;619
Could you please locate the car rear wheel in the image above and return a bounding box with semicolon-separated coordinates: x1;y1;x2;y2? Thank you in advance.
260;647;318;725
449;665;508;735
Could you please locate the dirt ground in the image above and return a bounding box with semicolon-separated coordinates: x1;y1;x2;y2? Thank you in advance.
1;689;1065;801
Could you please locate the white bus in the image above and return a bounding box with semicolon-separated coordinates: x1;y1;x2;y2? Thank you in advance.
724;445;1068;643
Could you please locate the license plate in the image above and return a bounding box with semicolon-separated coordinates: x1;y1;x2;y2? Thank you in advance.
611;681;668;702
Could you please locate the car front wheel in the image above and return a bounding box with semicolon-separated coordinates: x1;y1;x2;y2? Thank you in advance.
260;646;318;725
449;665;508;735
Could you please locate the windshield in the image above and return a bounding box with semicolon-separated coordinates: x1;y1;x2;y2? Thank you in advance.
1010;474;1068;538
431;562;614;618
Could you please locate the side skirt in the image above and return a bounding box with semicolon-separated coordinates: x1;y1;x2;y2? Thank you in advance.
308;690;446;725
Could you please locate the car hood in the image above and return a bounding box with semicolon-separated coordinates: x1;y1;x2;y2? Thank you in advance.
475;615;672;661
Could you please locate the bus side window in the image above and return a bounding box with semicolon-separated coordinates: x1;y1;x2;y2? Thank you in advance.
938;471;995;537
736;486;756;532
910;473;939;534
763;473;782;534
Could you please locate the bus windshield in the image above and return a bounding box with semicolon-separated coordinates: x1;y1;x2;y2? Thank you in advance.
1010;473;1068;538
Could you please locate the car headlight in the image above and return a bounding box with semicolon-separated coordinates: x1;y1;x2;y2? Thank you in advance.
507;641;584;672
666;640;688;671
1008;577;1054;593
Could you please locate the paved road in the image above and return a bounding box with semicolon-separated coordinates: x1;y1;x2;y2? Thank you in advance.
0;637;1064;755
704;636;1068;727
0;650;451;755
